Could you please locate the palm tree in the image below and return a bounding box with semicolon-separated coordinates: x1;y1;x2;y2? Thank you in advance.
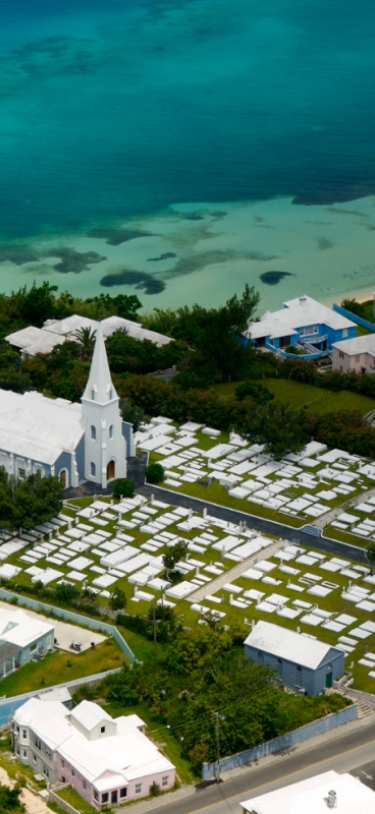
73;327;96;361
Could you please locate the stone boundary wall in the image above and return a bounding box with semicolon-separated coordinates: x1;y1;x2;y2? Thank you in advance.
0;667;122;726
49;789;82;814
0;587;136;662
201;704;357;780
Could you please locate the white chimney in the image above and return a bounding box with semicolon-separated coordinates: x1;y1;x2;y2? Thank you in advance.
326;789;337;808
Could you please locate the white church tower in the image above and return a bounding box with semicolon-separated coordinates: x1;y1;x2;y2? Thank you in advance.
81;324;127;488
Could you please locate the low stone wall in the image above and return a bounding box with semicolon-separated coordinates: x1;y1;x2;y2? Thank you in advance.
49;789;82;814
201;703;357;780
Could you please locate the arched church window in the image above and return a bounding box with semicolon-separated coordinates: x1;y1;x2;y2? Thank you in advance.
91;425;96;440
109;389;113;400
90;462;96;477
109;425;113;439
91;388;95;401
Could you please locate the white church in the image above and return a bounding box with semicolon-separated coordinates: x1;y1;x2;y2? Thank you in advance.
0;325;134;489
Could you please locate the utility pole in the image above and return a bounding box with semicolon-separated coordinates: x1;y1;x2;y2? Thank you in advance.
152;604;160;658
213;711;225;783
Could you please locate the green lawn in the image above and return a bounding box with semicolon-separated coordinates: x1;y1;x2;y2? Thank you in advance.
0;639;124;697
54;786;96;814
212;378;375;415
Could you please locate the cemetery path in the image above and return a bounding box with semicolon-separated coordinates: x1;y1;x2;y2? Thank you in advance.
187;539;285;603
313;484;375;529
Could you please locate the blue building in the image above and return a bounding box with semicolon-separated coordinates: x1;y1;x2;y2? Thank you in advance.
243;295;356;359
244;621;345;695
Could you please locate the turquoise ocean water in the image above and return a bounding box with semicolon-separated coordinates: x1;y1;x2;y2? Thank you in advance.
1;0;375;309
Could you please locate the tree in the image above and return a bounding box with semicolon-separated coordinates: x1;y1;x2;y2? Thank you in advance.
0;783;24;813
109;589;127;610
112;478;134;499
162;540;188;579
120;400;145;431
12;471;63;529
145;463;164;484
20;282;57;327
242;401;309;460
366;542;375;575
73;327;97;361
55;582;80;604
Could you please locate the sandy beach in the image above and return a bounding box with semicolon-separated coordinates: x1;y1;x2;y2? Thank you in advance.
0;194;375;315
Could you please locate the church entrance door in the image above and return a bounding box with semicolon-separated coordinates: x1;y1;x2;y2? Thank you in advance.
59;469;68;488
107;460;115;481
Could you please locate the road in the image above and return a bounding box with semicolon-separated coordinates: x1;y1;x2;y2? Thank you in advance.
150;720;375;814
139;485;368;563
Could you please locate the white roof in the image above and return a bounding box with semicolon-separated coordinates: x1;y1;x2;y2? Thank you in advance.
14;699;174;785
244;621;340;670
43;315;98;337
241;770;375;814
59;726;174;787
101;315;173;347
0;608;54;648
332;333;375;356
43;314;173;348
14;698;71;750
37;687;71;704
70;700;112;730
246;295;356;341
0;390;84;464
6;326;66;356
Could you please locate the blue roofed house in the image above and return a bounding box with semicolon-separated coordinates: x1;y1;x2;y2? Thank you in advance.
244;621;345;695
243;295;356;359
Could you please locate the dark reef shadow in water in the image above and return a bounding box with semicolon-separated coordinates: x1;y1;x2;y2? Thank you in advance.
148;252;177;262
260;271;294;286
100;270;165;294
44;248;106;273
87;227;153;245
0;245;39;264
316;237;334;250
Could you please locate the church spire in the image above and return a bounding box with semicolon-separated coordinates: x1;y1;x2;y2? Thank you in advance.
82;323;117;405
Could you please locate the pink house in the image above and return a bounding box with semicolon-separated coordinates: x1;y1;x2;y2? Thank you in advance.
13;699;175;807
332;335;375;374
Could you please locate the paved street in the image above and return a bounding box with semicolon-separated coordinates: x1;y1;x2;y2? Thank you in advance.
136;719;375;814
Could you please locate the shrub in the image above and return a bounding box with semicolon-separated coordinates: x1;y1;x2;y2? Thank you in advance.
149;782;161;797
112;478;134;499
144;463;164;484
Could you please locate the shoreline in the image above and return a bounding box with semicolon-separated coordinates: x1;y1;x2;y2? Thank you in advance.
1;194;375;313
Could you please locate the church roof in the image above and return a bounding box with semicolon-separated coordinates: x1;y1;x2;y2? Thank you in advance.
0;390;84;464
82;323;118;405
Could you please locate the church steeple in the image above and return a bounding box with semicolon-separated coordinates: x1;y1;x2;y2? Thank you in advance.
81;323;127;487
82;324;117;405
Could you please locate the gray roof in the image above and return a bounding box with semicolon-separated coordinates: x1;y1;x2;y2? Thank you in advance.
244;621;341;670
0;642;20;663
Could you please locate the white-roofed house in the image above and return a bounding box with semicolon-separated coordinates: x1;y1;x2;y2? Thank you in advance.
240;769;375;814
13;699;175;805
0;323;134;489
243;295;356;359
332;333;375;374
0;608;54;679
244;621;344;695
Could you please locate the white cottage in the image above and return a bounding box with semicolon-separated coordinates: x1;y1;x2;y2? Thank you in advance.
0;324;133;489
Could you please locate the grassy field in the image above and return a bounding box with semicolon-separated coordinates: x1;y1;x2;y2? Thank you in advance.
212;378;375;415
0;638;124;697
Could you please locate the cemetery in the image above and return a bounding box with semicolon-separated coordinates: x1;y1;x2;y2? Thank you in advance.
137;416;375;540
1;477;375;692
